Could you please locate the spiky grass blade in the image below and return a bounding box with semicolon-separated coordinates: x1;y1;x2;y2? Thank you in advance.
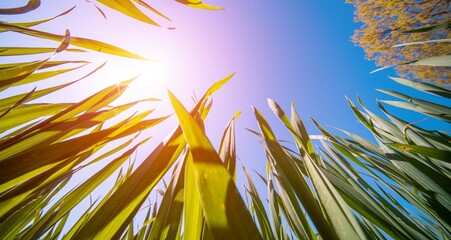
268;100;367;240
148;159;185;239
175;0;224;10
0;22;150;60
97;0;162;27
169;90;261;239
388;77;451;98
253;106;339;239
218;112;240;180
242;165;275;239
71;74;233;239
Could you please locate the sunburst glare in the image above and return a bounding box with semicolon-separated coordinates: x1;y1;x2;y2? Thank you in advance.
97;59;171;103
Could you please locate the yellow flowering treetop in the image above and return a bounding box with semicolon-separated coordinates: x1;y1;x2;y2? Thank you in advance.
351;0;450;86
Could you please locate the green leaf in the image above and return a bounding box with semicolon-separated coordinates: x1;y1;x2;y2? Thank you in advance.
253;106;338;239
12;64;87;87
388;144;451;162
267;176;289;240
269;101;368;240
0;62;103;111
0;194;49;239
0;60;89;70
5;6;76;30
0;47;85;56
242;165;274;239
148;159;185;240
0;86;36;119
0;78;132;159
20;139;148;240
381;100;451;122
218;112;240;180
175;0;224;10
0;58;50;91
388;77;451;98
0;22;150;60
169;90;261;239
319;149;428;239
183;152;204;240
71;73;233;239
0;103;71;133
97;0;161;27
410;55;451;67
132;0;171;22
0;128;117;200
264;147;315;240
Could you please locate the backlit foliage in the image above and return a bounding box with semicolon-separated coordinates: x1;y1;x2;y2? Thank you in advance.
1;1;450;239
350;0;450;86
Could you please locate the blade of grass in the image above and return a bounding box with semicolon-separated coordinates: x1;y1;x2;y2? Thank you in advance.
71;73;234;239
169;90;261;239
97;0;161;27
0;22;150;60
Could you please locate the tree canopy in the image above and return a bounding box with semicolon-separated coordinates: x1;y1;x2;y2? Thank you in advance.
350;0;450;86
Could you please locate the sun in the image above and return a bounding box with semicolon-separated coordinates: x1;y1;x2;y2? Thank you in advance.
100;59;171;102
128;61;169;91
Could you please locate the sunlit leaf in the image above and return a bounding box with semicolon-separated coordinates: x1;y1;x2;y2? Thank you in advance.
132;0;171;22
19;139;148;239
0;62;103;112
175;0;224;10
97;0;161;27
148;160;185;239
14;64;87;87
0;47;85;56
0;77;130;160
183;152;204;239
0;22;150;60
388;77;451;98
0;58;50;91
0;103;71;133
71;74;233;239
388;144;451;162
169;90;261;239
242;165;274;239
1;7;76;32
55;29;71;54
0;60;89;70
218;112;240;179
410;55;451;67
267;100;367;240
253;106;338;239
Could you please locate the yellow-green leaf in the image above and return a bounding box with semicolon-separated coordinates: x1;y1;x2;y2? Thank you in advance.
0;103;71;133
97;0;161;26
0;22;150;60
169;90;261;239
0;47;84;56
1;7;75;32
175;0;223;10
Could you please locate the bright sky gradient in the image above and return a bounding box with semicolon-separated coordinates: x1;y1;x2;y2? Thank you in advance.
1;0;448;230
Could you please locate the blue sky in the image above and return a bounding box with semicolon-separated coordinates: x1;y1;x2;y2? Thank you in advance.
1;0;448;232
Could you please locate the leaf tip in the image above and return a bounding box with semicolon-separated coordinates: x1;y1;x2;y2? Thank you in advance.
233;110;242;120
